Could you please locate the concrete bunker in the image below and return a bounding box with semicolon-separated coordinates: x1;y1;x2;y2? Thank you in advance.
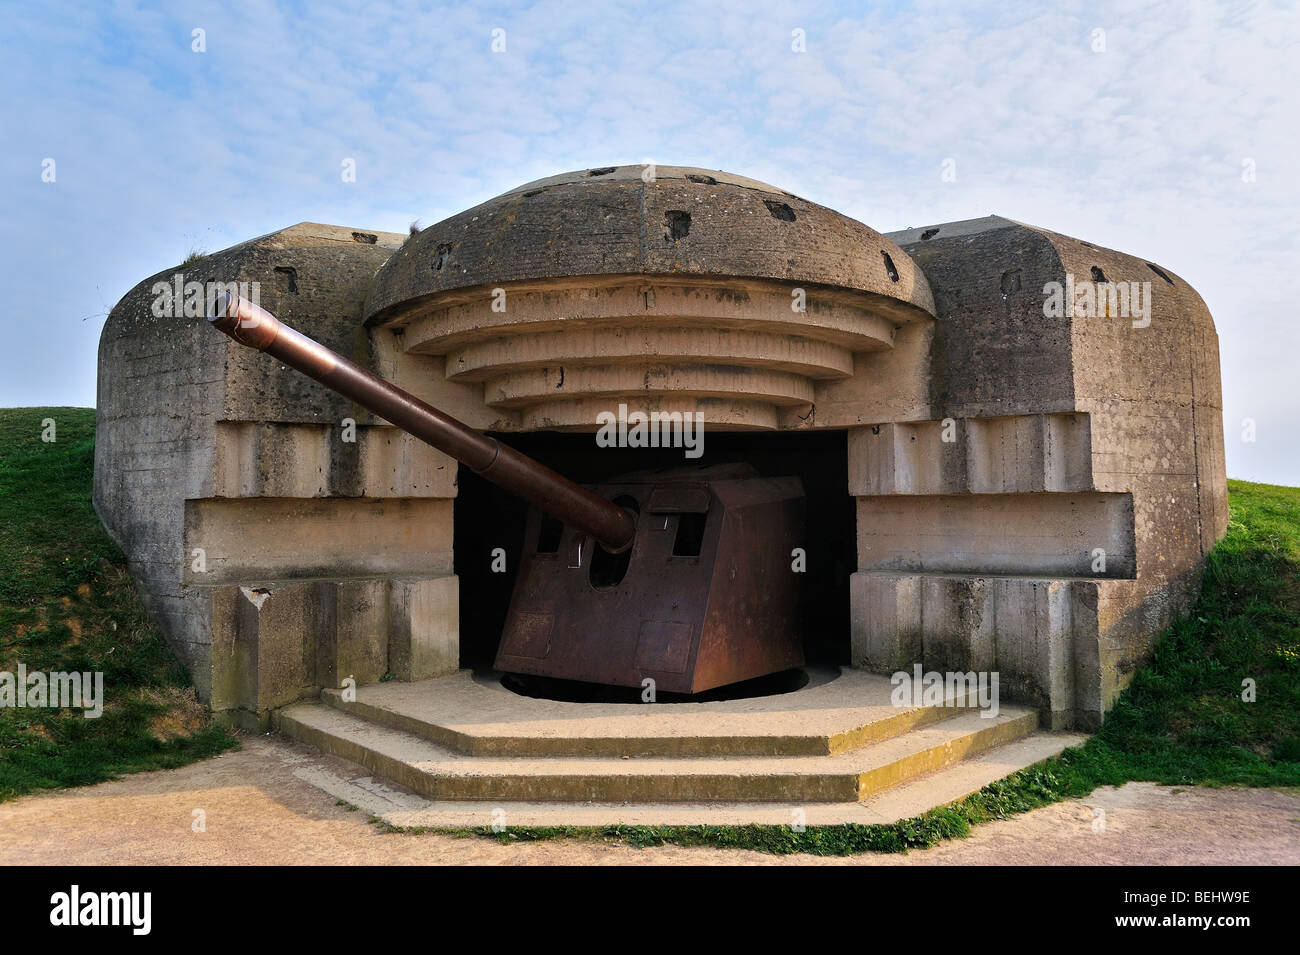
93;166;1228;733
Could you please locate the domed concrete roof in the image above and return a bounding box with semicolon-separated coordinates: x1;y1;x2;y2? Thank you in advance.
365;164;934;324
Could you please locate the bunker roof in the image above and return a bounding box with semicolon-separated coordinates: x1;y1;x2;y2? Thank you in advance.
365;165;935;325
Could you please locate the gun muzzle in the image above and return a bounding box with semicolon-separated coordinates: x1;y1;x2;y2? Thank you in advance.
209;292;284;351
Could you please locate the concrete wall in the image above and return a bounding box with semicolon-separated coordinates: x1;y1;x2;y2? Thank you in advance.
95;181;1229;732
95;223;462;728
850;218;1230;728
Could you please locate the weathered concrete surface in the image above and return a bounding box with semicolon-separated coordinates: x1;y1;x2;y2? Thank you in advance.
853;216;1231;728
94;173;1229;736
367;730;1088;828
94;224;462;727
388;576;460;682
182;497;453;584
366;165;936;432
372;272;927;430
311;668;980;758
366;165;935;324
855;493;1135;577
273;667;1043;804
277;700;1037;803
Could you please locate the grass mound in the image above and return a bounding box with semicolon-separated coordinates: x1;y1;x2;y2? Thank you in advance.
0;408;237;801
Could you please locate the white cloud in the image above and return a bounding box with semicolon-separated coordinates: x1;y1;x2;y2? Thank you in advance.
0;0;1295;483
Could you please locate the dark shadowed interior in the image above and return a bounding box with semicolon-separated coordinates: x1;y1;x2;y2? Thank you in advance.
454;429;854;680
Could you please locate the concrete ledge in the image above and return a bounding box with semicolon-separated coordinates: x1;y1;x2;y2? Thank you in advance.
317;669;981;758
350;731;1089;828
212;422;458;499
848;413;1093;495
855;492;1135;578
183;497;453;584
276;700;1037;803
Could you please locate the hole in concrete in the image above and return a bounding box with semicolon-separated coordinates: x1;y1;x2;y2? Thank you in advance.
434;243;452;271
664;210;691;242
1147;263;1175;286
273;266;298;294
351;231;378;244
1000;268;1022;295
240;586;272;610
921;228;940;240
881;251;900;282
587;167;616;176
763;199;797;221
1090;265;1108;282
686;173;718;185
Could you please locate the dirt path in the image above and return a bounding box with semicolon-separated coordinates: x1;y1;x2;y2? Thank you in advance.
1;734;1297;865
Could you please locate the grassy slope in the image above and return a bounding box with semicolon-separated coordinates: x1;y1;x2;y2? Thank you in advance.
0;408;236;801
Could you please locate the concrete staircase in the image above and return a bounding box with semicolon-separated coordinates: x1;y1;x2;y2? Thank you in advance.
273;669;1086;826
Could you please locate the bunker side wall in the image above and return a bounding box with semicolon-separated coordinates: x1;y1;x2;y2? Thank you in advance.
95;224;465;726
850;219;1229;728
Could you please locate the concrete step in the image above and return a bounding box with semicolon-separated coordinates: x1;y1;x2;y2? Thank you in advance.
321;731;1088;829
316;668;983;758
274;700;1039;803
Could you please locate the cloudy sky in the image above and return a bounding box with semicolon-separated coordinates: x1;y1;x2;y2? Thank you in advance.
2;0;1295;483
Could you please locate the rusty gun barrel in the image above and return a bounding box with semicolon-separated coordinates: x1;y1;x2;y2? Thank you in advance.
208;293;636;552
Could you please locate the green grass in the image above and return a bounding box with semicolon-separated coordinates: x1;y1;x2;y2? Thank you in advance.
0;407;237;802
386;479;1300;855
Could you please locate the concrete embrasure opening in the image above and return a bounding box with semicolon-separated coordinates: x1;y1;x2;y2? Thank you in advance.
454;429;854;679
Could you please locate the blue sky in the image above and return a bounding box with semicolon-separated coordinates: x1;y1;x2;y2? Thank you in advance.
2;0;1296;484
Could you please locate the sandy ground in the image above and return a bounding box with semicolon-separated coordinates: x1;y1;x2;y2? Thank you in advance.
1;733;1297;865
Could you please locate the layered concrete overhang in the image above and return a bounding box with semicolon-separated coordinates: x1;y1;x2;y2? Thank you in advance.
364;165;935;430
